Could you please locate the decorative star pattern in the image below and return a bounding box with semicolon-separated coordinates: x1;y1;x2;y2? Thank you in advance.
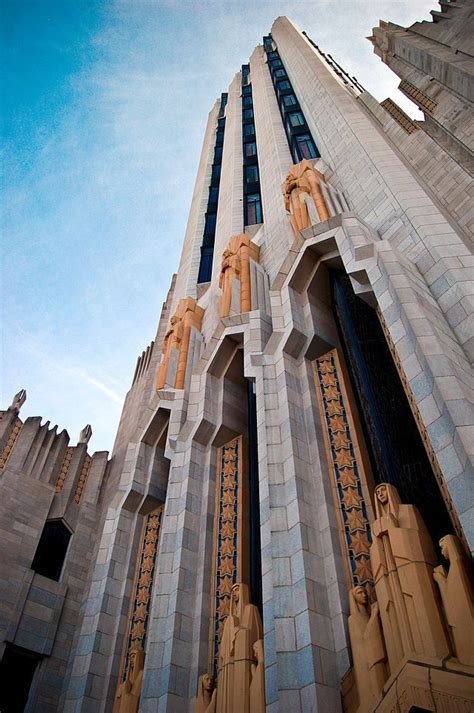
315;351;373;590
121;506;163;683
213;438;240;675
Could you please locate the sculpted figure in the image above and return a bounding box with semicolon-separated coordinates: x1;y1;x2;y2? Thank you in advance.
219;246;241;318
282;159;330;233
156;298;204;389
78;424;92;444
215;582;263;713
370;483;450;671
219;235;260;318
194;673;216;713
348;585;388;711
113;647;145;713
8;389;26;412
249;639;265;713
433;534;474;667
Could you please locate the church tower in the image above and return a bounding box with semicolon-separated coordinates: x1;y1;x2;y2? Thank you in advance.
1;4;473;712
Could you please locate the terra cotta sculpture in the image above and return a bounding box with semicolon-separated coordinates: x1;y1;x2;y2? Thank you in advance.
194;673;216;713
348;585;388;711
219;235;260;318
156;297;204;390
282;159;330;233
370;483;450;671
434;534;474;667
113;647;145;713
214;582;263;713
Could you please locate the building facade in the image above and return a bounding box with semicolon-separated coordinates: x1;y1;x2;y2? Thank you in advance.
1;4;473;713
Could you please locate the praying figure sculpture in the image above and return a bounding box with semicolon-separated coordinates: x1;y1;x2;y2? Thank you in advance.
78;424;92;445
282;159;330;233
156;298;204;390
433;534;474;667
113;646;145;713
214;582;263;713
249;639;266;713
348;585;388;712
194;673;216;713
219;235;260;318
370;483;451;672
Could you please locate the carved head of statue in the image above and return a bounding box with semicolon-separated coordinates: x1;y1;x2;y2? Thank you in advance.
126;646;145;685
374;482;401;519
230;582;251;619
353;585;368;607
253;639;264;662
202;673;214;691
439;534;466;565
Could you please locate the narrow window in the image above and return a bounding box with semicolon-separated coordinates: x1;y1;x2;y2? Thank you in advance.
208;187;219;205
283;94;297;107
243;95;253;107
243;85;252;95
244;142;257;157
245;165;259;184
243;108;254;120
288;111;305;127
277;80;291;92
271;59;283;69
31;520;71;581
246;194;262;225
204;213;217;236
267;51;278;60
274;68;286;79
198;246;214;283
295;133;318;159
243;124;255;137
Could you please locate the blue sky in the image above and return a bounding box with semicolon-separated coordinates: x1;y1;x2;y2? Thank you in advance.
1;0;433;452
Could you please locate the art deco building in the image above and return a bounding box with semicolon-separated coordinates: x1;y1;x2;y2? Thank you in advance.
1;3;473;713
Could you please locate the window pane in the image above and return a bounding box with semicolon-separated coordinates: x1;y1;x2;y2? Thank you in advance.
289;112;305;127
268;51;278;60
198;247;214;283
243;85;252;95
245;165;259;183
274;68;286;79
283;94;297;106
243;108;254;120
296;134;318;159
208;187;219;204
271;59;283;68
246;194;262;225
204;213;217;234
277;80;291;91
245;142;257;156
244;123;255;137
243;95;253;106
212;164;221;179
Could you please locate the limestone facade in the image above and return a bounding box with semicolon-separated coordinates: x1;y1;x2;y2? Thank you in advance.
0;5;473;713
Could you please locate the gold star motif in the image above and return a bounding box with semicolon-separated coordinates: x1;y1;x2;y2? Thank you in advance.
327;400;343;416
219;576;234;596
221;540;235;557
346;509;366;533
323;386;340;401
141;556;154;572
136;587;149;605
221;522;235;539
329;415;346;433
222;474;236;491
354;556;373;583
138;571;152;588
338;468;358;489
219;557;234;577
221;505;235;522
321;373;337;387
223;461;236;476
319;361;334;375
332;431;350;450
335;450;355;470
217;597;230;618
134;603;148;621
222;490;236;506
350;532;370;556
131;620;145;641
343;488;363;509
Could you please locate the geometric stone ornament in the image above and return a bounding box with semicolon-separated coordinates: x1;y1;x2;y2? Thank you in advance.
156;297;204;390
0;417;23;471
313;350;374;591
114;507;163;712
282;159;330;233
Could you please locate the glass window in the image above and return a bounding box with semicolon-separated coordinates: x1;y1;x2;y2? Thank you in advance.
246;193;262;225
245;142;257;157
214;146;223;161
204;213;217;235
218;118;226;129
245;165;259;183
243;95;253;107
283;94;297;107
243;123;255;137
268;51;278;60
288;111;305;127
208;187;219;204
264;37;273;52
212;164;221;180
198;246;214;284
296;133;318;159
243;108;254;120
277;80;291;91
216;130;225;145
274;68;286;79
271;59;283;69
243;85;252;95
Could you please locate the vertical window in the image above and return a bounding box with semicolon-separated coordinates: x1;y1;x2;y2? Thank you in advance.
198;246;214;283
243;123;255;137
246;194;262;225
245;165;259;184
288;112;305;127
282;94;297;107
295;133;318;159
243;108;254;120
277;80;291;91
245;142;257;157
243;95;253;107
271;59;283;68
31;520;72;581
274;68;286;79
